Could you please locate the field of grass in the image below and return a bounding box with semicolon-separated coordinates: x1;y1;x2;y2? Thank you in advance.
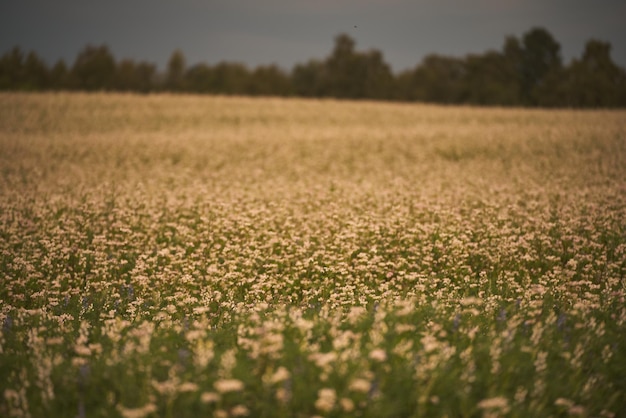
0;92;625;418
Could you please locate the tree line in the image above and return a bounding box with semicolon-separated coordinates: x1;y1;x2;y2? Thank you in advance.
2;27;625;107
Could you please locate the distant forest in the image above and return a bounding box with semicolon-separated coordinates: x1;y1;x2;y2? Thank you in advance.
2;27;626;107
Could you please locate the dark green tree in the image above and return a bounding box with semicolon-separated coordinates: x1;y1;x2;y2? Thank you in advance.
214;62;250;95
503;36;524;71
134;61;157;93
519;27;562;104
500;36;524;102
400;54;467;103
116;59;137;91
291;59;326;97
166;49;186;91
536;39;626;107
184;63;214;93
315;34;394;100
49;59;70;90
115;59;156;92
3;26;625;108
248;65;292;96
572;40;626;106
71;45;117;90
359;50;394;100
23;51;50;90
463;51;520;105
0;47;27;89
325;33;359;97
0;48;54;90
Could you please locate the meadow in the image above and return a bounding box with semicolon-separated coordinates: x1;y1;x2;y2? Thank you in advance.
0;92;625;418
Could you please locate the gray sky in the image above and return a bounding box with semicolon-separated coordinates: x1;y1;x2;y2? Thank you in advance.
1;0;625;73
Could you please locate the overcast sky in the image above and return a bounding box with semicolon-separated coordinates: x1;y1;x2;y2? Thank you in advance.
1;0;625;73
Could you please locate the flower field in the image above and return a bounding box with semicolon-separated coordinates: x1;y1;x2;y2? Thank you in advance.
1;93;625;417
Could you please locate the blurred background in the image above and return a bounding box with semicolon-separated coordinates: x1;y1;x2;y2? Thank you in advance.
1;0;625;106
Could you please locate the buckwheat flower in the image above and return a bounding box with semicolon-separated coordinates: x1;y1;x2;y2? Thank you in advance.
467;326;479;340
193;306;210;315
4;389;19;404
179;382;199;392
185;329;205;342
348;378;371;393
74;344;92;356
214;378;244;393
534;351;547;374
315;388;336;413
230;405;249;417
555;398;574;408
309;351;337;368
46;337;64;346
421;335;439;353
346;306;367;325
116;403;157;418
601;344;613;363
268;366;290;384
72;357;89;367
568;405;586;416
214;409;228;418
395;323;416;333
88;343;102;355
220;349;237;376
369;348;387;362
477;396;510;412
463;308;480;316
460;296;483;306
340;397;355;412
194;340;215;368
514;387;527;404
395;299;414;316
275;387;290;404
200;392;220;403
152;379;178;395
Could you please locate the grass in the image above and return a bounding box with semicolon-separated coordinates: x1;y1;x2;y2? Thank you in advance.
0;92;625;418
